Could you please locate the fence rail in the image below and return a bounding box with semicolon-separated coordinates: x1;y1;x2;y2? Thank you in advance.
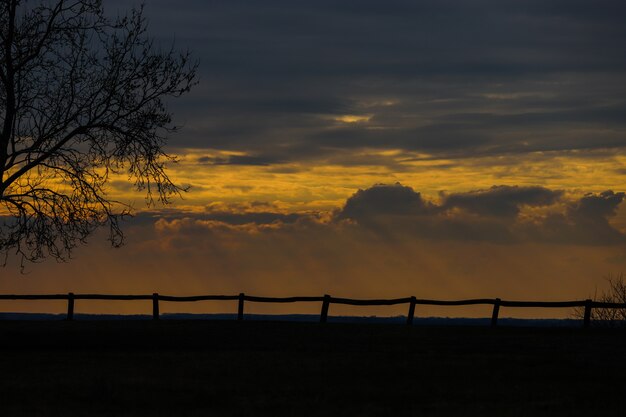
1;293;625;327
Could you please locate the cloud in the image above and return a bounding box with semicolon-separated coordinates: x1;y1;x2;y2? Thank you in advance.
571;191;625;219
336;183;435;221
531;191;626;245
115;0;626;166
126;183;625;246
198;154;284;166
334;184;625;245
442;185;562;218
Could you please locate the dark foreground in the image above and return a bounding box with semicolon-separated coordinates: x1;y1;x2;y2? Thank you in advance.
1;321;625;417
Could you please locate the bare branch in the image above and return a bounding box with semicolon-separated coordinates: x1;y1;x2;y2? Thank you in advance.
573;273;626;327
0;0;197;266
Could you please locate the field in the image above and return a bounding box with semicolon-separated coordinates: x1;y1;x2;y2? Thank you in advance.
1;320;625;416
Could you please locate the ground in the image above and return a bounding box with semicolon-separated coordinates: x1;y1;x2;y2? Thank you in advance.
1;320;625;416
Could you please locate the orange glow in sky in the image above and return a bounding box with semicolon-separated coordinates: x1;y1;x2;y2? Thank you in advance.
2;0;626;319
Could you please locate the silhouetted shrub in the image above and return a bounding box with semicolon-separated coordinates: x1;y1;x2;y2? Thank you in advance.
574;273;626;327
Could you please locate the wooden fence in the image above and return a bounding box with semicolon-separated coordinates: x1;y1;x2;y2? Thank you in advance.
1;293;625;327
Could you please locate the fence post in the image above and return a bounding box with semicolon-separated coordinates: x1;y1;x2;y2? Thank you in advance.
66;292;74;321
491;298;501;327
152;293;160;320
583;299;592;328
238;293;245;320
406;296;416;326
320;294;331;323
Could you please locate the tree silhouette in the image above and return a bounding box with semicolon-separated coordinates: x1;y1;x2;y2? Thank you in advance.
596;273;626;325
0;0;196;266
574;273;626;327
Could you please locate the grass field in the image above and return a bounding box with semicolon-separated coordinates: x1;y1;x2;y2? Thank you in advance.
1;320;625;416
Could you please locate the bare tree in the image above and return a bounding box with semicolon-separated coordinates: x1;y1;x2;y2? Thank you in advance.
574;273;626;327
0;0;196;266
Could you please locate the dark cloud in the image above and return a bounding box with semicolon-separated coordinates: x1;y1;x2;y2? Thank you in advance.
533;191;626;245
334;184;625;245
442;186;562;218
198;154;284;166
134;184;625;246
109;0;626;165
571;191;625;219
337;183;435;221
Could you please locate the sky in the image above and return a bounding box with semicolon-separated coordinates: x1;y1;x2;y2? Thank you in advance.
2;0;626;318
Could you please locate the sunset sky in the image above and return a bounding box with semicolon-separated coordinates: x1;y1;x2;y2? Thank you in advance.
2;0;625;318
